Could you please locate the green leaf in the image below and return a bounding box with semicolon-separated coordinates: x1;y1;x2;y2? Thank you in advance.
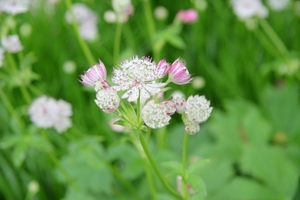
240;145;299;198
187;159;210;175
12;143;27;168
161;160;182;177
188;175;207;199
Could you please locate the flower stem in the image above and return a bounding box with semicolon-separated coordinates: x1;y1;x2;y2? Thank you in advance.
143;0;159;60
139;134;182;199
259;19;289;57
64;0;96;64
181;133;189;199
113;21;123;65
143;158;158;200
0;88;24;129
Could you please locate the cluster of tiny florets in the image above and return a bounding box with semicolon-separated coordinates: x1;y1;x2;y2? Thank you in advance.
80;55;212;135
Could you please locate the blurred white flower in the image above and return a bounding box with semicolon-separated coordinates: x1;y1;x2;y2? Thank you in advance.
232;0;268;20
0;0;30;15
28;96;72;133
63;60;76;74
65;3;98;41
154;6;168;20
267;0;290;11
104;10;117;23
19;23;32;37
0;47;4;67
111;0;134;23
28;180;39;194
1;34;23;53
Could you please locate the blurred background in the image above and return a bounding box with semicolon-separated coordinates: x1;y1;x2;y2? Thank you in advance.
0;0;300;199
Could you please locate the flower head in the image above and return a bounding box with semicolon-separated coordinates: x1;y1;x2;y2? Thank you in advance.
185;95;212;123
141;100;171;129
267;0;290;11
0;0;30;15
232;0;268;20
168;59;192;85
154;6;168;20
112;56;166;102
171;95;186;114
1;35;23;53
80;62;109;90
95;88;120;113
185;122;200;135
28;96;72;133
157;59;170;76
177;9;198;23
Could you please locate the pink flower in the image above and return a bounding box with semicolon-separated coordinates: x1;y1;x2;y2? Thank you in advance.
80;61;109;90
157;59;170;76
168;59;192;85
177;9;198;23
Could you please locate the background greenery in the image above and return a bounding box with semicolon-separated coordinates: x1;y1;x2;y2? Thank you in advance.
0;0;300;199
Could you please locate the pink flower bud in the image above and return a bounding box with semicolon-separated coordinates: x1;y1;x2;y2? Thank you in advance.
80;61;108;88
177;9;198;23
157;59;170;76
168;59;192;85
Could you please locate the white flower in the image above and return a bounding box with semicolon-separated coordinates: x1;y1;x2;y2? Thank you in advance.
28;96;72;133
0;0;30;15
141;100;171;129
78;21;98;41
104;10;117;23
267;0;290;11
185;95;212;123
0;47;4;67
154;6;168;20
111;0;134;23
112;56;166;102
232;0;268;20
1;35;23;53
171;95;186;114
95;88;120;113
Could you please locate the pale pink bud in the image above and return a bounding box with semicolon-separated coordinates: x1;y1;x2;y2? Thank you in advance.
177;9;198;23
157;59;170;76
160;100;176;115
168;59;192;85
80;61;108;88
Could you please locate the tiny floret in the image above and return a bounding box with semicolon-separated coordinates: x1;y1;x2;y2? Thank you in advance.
171;95;186;114
95;88;120;113
185;122;200;135
141;100;171;129
185;95;212;123
168;59;192;85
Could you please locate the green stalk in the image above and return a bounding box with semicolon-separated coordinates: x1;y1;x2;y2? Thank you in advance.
64;0;96;64
113;21;123;65
143;0;159;60
143;158;158;200
181;133;189;199
0;88;24;129
259;19;289;57
139;134;182;199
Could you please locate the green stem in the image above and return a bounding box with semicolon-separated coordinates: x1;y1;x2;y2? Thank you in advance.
181;133;189;199
143;0;159;60
259;19;289;57
156;126;166;150
64;0;96;64
124;23;136;52
139;134;182;199
0;88;24;129
113;21;123;65
143;158;158;200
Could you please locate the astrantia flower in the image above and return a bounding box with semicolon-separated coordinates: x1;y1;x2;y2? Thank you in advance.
28;96;73;133
1;35;23;53
80;62;109;91
267;0;290;11
112;56;166;102
141;100;171;129
161;100;176;115
185;95;212;123
157;59;170;76
171;95;186;114
0;0;30;15
95;88;120;113
232;0;267;20
177;9;198;23
168;59;192;85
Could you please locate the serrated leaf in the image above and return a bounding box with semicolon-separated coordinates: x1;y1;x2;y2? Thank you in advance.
187;159;210;175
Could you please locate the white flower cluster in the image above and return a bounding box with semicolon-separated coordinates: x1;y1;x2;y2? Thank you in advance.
103;0;134;23
65;3;98;41
80;56;211;135
231;0;268;20
0;0;30;15
0;34;23;67
28;96;72;133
